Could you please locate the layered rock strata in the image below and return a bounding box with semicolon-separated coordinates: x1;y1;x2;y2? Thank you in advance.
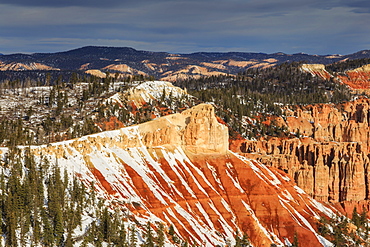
337;64;370;90
241;138;369;203
7;103;335;246
237;98;370;203
301;63;370;93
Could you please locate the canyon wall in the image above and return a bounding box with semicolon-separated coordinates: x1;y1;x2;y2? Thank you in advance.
238;98;370;203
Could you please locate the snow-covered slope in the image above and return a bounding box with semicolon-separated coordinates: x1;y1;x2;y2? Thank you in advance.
1;104;337;246
108;80;190;108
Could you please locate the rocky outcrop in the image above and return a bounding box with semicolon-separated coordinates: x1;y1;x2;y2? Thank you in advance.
85;69;107;78
103;63;148;76
237;98;370;203
161;65;228;81
337;64;370;90
284;98;370;149
241;138;369;203
300;64;332;80
301;63;370;92
22;104;336;246
137;103;229;153
36;103;228;156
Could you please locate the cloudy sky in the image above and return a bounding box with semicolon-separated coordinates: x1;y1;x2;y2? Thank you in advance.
0;0;369;55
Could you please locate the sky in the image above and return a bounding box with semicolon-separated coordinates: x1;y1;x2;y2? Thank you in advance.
0;0;369;55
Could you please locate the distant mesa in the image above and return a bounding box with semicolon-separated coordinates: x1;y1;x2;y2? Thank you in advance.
0;61;59;71
1;46;370;81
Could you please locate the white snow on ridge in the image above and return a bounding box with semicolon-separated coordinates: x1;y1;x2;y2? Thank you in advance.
0;105;341;247
135;81;187;102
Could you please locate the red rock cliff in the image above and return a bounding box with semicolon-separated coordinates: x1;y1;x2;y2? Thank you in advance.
301;63;370;93
28;104;335;246
237;98;370;203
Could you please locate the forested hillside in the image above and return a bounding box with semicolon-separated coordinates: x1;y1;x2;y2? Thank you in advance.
175;62;352;139
0;61;355;148
0;147;184;246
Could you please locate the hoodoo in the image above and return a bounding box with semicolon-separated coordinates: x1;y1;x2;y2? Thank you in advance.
237;98;370;204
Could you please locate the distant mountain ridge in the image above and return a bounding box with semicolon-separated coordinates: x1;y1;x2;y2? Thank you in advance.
1;46;370;80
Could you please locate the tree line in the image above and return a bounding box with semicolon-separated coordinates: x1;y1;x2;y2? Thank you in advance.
174;62;353;140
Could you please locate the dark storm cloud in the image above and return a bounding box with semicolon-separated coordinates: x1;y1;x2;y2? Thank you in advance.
2;0;370;13
344;0;370;13
0;0;369;54
0;0;131;8
0;0;348;11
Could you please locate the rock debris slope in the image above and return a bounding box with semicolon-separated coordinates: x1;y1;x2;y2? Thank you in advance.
28;104;333;246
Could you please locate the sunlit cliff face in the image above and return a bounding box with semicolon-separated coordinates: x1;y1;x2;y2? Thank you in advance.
2;103;334;246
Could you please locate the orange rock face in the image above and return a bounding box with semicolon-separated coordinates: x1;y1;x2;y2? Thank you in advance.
236;98;370;203
337;64;370;90
338;72;370;89
96;116;125;131
300;64;332;80
31;104;335;246
301;63;370;91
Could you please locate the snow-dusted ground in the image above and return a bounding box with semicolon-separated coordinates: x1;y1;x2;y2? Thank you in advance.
0;125;340;246
0;80;193;146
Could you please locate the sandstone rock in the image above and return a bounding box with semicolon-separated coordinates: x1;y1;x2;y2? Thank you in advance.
36;103;229;159
237;98;370;203
300;63;370;91
300;64;332;80
24;103;333;246
338;65;370;90
241;138;370;203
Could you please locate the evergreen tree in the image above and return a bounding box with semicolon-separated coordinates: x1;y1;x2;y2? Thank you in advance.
102;207;111;242
155;223;165;247
234;230;250;247
129;225;138;247
352;206;361;228
143;221;154;247
292;231;299;247
65;231;74;247
117;223;128;247
41;208;54;246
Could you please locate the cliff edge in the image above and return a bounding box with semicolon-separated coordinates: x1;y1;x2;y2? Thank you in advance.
19;103;335;246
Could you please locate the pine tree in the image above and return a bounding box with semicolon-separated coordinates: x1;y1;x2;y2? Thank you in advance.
155;223;165;247
352;206;361;227
129;225;137;247
234;230;242;247
102;207;111;242
360;206;368;227
117;223;128;247
65;231;74;247
143;221;154;247
234;230;250;247
41;208;54;246
292;231;299;247
168;224;175;236
54;209;64;245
